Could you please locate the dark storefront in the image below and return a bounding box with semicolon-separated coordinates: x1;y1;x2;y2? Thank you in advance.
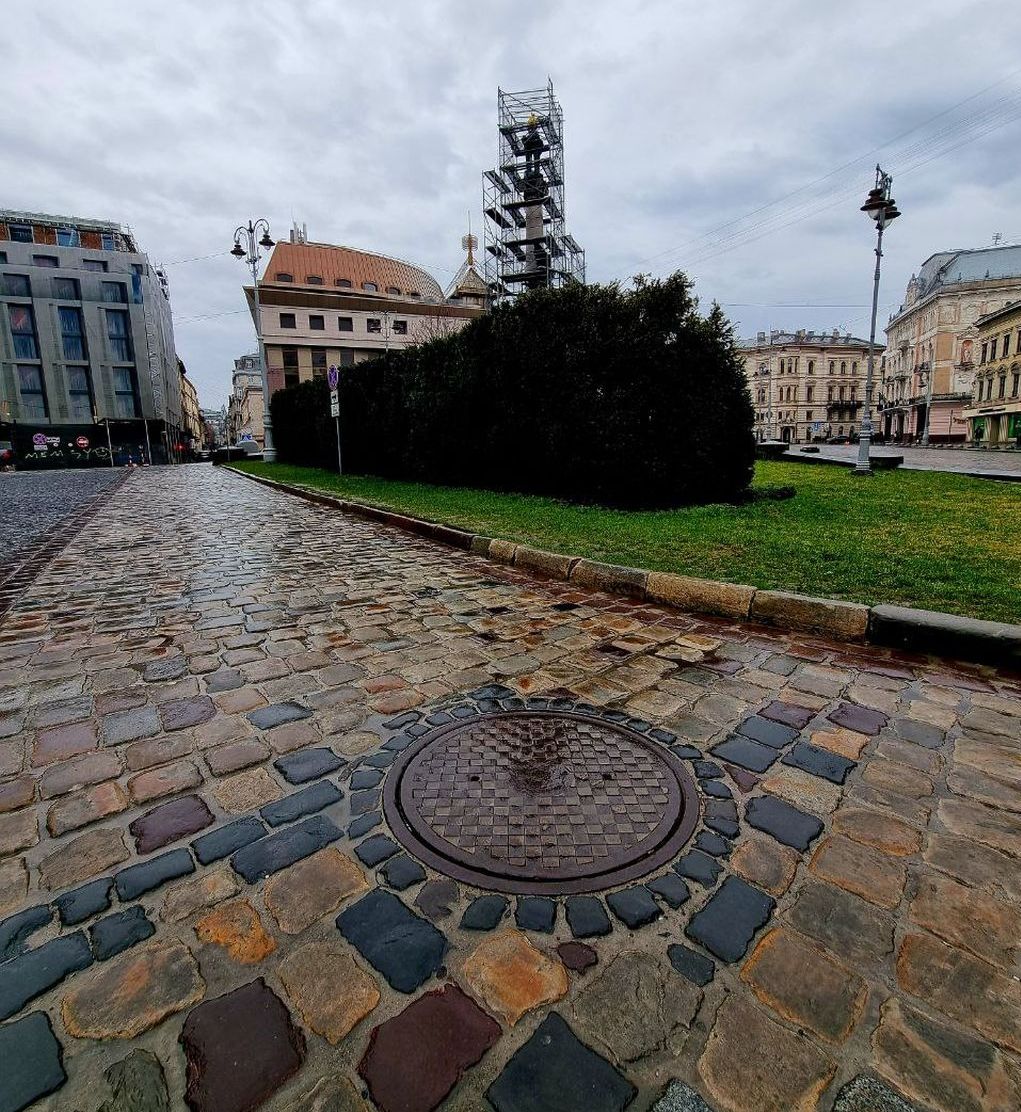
0;419;176;469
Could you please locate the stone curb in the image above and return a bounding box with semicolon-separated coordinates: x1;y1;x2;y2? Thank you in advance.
226;467;1020;664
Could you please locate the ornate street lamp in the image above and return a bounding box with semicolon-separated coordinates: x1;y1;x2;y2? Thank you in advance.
854;167;901;476
231;219;277;461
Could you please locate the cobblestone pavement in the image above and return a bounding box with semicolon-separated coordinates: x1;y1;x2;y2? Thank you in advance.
1;464;1019;1112
786;443;1021;477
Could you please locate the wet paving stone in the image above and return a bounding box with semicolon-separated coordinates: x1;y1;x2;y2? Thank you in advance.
667;943;716;986
721;763;759;793
363;749;397;768
645;873;690;909
231;814;343;882
355;833;400;867
694;831;731;857
828;701;889;735
195;898;276;964
350;767;384;790
129;794;214;854
55;877;113;926
782;741;856;784
515;895;557;933
0;931;93;1019
180;978;306;1112
191;815;266;865
274;746;344;784
710;734;780;773
143;655;187;682
0;905;52;961
606;886;662;928
358;983;501;1112
89;906;155;961
674;850;723;887
705;799;738;823
160;695;216;732
101;706;161;746
487;1012;637;1112
462;928;568;1026
700;780;733;800
760;701;816;729
248;701;313;731
558;941;598;972
566;895;612;939
652;1079;716;1112
705;816;739;838
831;1075;920;1112
348;810;383;838
737;714;800;749
337;889;447;993
115;848;194;901
460;894;508;930
686;876;775;962
380;854;427;891
260;780;343;827
350;789;381;815
98;1048;169;1112
0;1011;66;1111
204;669;244;693
416;879;459;921
746;794;824;851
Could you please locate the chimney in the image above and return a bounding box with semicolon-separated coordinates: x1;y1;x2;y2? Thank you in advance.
796;329;806;340
757;331;766;344
832;328;839;340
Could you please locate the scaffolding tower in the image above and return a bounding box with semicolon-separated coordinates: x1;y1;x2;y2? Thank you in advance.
483;80;585;302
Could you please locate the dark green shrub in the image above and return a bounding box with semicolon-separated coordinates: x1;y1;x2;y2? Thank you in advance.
271;273;754;507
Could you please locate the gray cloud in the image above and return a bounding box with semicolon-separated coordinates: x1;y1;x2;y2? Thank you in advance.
5;0;1020;405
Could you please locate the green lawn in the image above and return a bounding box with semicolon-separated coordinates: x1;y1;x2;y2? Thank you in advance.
231;460;1021;624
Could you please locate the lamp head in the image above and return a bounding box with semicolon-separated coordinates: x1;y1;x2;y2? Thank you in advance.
258;231;275;249
230;242;246;259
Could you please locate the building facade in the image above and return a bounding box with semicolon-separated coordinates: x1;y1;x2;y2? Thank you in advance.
244;230;487;397
179;362;203;458
960;301;1021;447
225;353;263;446
200;407;226;450
880;245;1021;443
741;330;872;444
0;209;183;466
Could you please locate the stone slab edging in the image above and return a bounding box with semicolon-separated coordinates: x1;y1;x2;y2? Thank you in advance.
226;467;1020;666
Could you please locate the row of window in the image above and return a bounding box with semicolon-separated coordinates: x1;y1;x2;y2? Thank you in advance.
2;273;130;302
975;372;1021;401
273;273;421;298
278;312;408;335
7;304;133;363
755;384;857;404
979;332;1021;364
769;359;860;376
3;224;119;250
16;363;139;421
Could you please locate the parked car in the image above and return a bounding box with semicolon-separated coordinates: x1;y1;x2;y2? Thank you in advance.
827;435;851;444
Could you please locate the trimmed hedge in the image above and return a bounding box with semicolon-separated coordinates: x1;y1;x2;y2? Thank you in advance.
270;274;755;507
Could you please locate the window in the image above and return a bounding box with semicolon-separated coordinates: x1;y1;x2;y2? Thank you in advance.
57;228;79;247
840;361;846;375
8;304;38;358
280;313;296;329
106;309;133;361
339;350;355;366
386;286;400;296
779;359;785;374
1012;373;1019;397
807;360;814;375
282;348;298;369
806;385;814;401
392;320;407;335
335;278;352;288
112;366;139;418
362;281;378;292
82;259;107;272
0;252;5;264
839;386;846;401
275;272;294;282
991;338;998;360
1004;334;1011;358
999;376;1007;399
976;380;983;401
17;365;48;418
67;366;93;421
59;307;87;361
101;233;116;251
981;342;988;364
829;361;835;373
338;316;353;332
33;255;58;268
53;276;80;300
309;314;325;330
3;273;30;296
311;350;327;377
102;281;127;303
366;318;381;333
131;263;145;277
806;410;813;421
827;386;834;402
306;275;323;285
9;224;33;242
407;291;420;299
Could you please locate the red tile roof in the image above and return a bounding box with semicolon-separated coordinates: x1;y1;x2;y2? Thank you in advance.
263;242;444;301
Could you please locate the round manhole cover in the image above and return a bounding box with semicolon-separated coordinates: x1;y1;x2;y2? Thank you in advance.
382;710;700;894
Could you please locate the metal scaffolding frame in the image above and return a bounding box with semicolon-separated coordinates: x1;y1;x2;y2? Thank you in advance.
483;80;585;302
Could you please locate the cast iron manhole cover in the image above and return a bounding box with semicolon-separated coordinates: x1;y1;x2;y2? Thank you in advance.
383;711;700;894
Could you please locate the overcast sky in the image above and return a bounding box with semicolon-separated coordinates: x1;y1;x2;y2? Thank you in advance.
7;0;1021;407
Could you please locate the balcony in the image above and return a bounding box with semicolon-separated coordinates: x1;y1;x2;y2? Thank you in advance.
826;400;862;412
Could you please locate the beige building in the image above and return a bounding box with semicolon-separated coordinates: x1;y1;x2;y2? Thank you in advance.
960;301;1021;447
741;329;872;444
179;361;203;456
880;245;1021;443
244;230;487;396
225;353;263;446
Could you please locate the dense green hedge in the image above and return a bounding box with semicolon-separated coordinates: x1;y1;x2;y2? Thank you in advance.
270;274;755;507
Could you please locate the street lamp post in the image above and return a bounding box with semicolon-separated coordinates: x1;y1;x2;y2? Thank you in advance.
231;219;276;462
919;362;935;446
854;166;901;476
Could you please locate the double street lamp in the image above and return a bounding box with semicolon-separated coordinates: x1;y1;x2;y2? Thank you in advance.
854;166;901;476
231;219;277;462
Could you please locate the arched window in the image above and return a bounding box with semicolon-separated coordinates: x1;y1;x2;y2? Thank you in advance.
362;281;378;292
275;272;293;282
807;360;814;375
851;362;857;374
829;361;835;373
806;385;814;401
386;286;401;296
306;275;323;285
838;425;844;436
335;278;353;288
840;361;846;375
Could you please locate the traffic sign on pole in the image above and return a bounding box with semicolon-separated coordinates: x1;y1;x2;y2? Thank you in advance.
327;365;339;390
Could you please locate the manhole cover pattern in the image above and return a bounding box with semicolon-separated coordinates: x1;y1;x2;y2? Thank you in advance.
384;710;700;894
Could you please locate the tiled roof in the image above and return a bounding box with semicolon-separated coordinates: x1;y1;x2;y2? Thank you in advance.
263;242;444;301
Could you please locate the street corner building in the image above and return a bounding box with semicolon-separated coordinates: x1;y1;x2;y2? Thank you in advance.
243;224;488;402
741;329;872;445
0;209;187;467
960;299;1021;448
